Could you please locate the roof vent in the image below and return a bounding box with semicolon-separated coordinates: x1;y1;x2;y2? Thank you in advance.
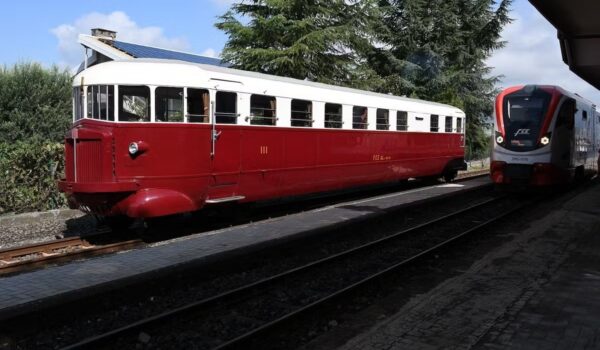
91;28;117;40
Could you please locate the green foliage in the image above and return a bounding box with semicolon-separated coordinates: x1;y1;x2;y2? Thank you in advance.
0;63;71;213
0;62;72;143
371;0;512;156
217;0;513;158
216;0;385;88
0;141;66;214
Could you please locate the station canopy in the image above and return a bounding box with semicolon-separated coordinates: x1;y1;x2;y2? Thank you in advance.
529;0;600;90
77;28;229;73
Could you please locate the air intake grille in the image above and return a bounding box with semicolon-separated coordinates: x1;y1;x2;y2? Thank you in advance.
75;140;103;182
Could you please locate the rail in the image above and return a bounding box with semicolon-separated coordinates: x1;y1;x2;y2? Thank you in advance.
0;234;144;276
59;193;524;350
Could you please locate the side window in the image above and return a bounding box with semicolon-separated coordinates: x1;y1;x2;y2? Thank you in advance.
445;116;452;132
216;91;237;124
397;111;408;131
583;110;588;121
86;85;114;121
325;103;343;128
155;87;183;122
291;99;312;127
87;87;93;118
187;88;210;123
353;106;368;129
430;114;439;132
376;109;389;130
119;86;150;122
74;87;84;121
456;117;463;133
250;94;276;126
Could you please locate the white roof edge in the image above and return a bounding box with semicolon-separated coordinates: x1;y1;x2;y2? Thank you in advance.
78;34;132;60
125;58;461;111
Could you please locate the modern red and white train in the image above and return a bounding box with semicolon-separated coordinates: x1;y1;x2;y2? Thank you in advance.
58;59;467;219
491;85;599;186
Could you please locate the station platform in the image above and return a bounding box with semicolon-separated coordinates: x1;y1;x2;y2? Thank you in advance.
337;181;600;350
0;177;490;321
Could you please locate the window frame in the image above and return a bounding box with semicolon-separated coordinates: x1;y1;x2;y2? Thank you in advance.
376;108;390;130
352;106;368;129
215;91;238;124
291;99;313;127
444;116;453;133
325;103;343;129
118;85;151;122
155;86;184;123
186;87;210;123
430;114;439;132
396;111;408;131
249;94;277;126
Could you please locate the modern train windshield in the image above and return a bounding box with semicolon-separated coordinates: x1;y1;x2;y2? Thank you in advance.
502;88;552;151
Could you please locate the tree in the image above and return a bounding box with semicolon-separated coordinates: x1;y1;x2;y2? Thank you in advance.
370;0;512;156
0;62;72;143
215;0;385;89
217;0;512;158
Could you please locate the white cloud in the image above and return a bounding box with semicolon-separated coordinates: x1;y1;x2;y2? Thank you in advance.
200;48;219;58
488;8;600;104
51;11;190;69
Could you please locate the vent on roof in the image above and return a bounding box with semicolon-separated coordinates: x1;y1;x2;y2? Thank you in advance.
91;28;117;40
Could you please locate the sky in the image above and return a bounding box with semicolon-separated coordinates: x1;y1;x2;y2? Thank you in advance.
1;0;599;104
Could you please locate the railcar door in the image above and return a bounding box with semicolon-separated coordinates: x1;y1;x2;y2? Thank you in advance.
206;89;242;203
551;98;574;169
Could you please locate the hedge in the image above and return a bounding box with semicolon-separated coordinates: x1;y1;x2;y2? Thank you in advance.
0;141;66;214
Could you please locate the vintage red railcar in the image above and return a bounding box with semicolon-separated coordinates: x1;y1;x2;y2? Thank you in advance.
491;85;599;186
58;59;466;219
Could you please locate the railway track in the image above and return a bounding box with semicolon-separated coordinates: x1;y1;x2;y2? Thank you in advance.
58;192;524;350
0;234;143;277
1;172;489;278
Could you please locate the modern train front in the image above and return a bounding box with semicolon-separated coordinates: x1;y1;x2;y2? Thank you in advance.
491;85;572;186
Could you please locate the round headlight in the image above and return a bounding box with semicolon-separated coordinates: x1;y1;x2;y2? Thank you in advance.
496;135;504;144
540;136;550;145
128;142;139;155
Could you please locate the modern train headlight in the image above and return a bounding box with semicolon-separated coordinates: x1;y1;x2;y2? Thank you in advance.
540;136;550;145
496;135;504;144
128;142;139;155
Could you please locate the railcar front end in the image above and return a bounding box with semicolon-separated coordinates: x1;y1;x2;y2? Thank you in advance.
491;85;598;186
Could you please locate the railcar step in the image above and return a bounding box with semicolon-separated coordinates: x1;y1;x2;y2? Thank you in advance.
205;195;246;204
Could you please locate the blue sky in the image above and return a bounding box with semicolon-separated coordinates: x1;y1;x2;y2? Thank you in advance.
1;0;599;103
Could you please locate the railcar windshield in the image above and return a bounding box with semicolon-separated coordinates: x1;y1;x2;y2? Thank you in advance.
502;88;552;151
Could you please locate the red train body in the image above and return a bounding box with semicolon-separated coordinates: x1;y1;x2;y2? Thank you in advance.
59;60;466;218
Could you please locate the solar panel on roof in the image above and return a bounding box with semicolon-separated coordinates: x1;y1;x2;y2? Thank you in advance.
110;40;229;67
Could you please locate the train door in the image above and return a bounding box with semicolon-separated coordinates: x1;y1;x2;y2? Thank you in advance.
206;89;242;203
551;98;574;169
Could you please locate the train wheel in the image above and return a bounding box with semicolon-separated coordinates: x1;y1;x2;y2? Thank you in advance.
101;215;135;232
443;170;458;183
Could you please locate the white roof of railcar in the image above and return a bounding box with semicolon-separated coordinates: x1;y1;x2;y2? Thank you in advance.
74;59;465;117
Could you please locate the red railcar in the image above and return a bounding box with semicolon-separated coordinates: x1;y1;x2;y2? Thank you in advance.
59;59;466;219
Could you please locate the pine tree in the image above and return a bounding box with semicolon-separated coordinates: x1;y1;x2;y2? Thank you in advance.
217;0;512;158
215;0;384;89
372;0;512;156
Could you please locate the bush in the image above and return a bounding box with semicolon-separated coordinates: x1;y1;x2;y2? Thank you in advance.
0;62;72;143
0;141;66;214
